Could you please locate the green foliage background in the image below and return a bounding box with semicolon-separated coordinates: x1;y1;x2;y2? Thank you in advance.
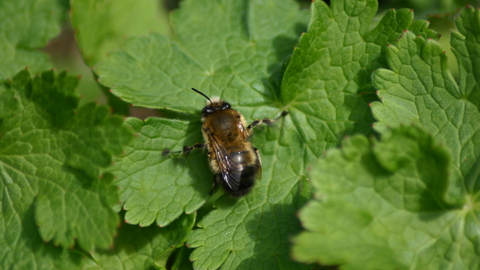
0;0;479;269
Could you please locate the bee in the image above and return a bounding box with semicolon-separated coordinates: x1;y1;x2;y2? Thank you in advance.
164;88;287;197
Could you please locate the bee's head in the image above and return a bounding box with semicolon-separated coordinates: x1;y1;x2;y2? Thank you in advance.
191;88;231;116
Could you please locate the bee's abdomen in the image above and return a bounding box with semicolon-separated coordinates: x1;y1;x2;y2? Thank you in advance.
216;166;257;197
229;166;256;197
229;150;250;165
219;151;259;197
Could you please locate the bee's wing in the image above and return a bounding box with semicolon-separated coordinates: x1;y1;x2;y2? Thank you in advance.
209;134;243;191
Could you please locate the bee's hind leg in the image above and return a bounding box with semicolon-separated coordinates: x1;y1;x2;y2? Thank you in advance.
208;179;217;195
162;143;206;156
247;111;288;131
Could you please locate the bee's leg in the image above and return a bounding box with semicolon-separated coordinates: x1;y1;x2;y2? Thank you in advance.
247;111;288;131
162;143;206;156
208;178;218;195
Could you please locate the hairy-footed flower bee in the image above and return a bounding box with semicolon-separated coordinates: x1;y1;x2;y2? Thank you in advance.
164;88;287;197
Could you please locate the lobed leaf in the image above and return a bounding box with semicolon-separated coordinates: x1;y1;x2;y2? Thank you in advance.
94;0;309;113
280;0;434;158
84;213;196;270
112;117;210;227
0;69;133;269
70;0;171;67
169;245;194;270
292;125;479;269
187;120;307;270
0;0;63;79
371;7;480;198
188;0;438;269
293;5;480;270
451;6;480;109
92;0;451;269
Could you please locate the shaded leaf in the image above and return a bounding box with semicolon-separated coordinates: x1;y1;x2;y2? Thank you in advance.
94;0;441;269
112;117;210;227
0;69;133;269
94;0;309;112
292;125;478;269
84;213;195;270
71;0;171;67
292;5;480;270
371;7;480;199
0;0;63;78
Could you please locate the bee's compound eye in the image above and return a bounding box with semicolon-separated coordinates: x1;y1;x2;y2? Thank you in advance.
222;102;231;110
202;106;214;115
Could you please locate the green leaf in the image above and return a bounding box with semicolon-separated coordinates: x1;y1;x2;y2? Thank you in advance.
291;125;477;269
371;7;480;200
169;245;194;270
113;117;211;227
84;213;195;270
70;0;172;115
292;5;480;269
451;6;480;109
187;120;307;270
0;79;18;118
94;0;309;112
188;0;437;269
0;0;63;79
95;0;443;269
70;0;171;67
0;69;133;269
280;0;432;154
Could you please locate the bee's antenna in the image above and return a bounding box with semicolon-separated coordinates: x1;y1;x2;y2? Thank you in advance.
191;88;212;103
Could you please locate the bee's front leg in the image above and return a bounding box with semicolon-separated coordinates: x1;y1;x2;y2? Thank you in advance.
162;143;206;156
247;111;288;131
